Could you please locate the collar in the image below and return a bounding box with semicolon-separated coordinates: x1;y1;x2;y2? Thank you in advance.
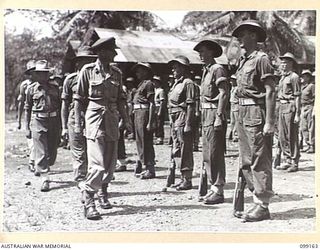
283;71;293;77
94;59;111;80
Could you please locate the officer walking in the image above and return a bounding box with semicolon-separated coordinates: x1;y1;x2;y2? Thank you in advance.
74;37;131;219
167;55;196;190
232;20;275;222
25;60;61;192
61;46;97;181
276;52;301;172
132;62;156;179
17;60;36;172
299;69;315;153
193;39;228;204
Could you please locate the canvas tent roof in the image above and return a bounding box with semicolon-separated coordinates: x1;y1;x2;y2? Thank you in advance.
86;28;228;65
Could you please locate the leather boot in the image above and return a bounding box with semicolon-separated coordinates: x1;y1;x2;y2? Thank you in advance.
83;190;101;220
97;184;112;209
134;160;143;176
176;178;192;191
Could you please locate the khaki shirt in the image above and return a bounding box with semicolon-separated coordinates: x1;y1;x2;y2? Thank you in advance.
17;79;32;103
301;83;315;105
201;63;227;103
168;76;196;127
25;81;60;113
236;50;274;99
133;80;155;104
278;71;301;100
74;60;125;141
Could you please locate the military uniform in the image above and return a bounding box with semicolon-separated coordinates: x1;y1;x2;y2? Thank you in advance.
168;76;196;182
61;72;87;179
18;79;35;168
133;79;156;174
278;71;301;169
200;63;228;195
75;60;125;193
300;77;315;152
25;80;61;174
235;50;274;204
229;84;239;141
154;85;166;144
192;82;201;150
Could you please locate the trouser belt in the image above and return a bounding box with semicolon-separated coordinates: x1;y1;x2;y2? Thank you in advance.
133;104;149;110
32;111;58;118
279;99;293;104
201;102;218;109
238;98;264;106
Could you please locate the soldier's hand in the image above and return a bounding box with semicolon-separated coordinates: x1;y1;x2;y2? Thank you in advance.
17;121;21;130
125;121;133;134
195;111;200;117
263;123;274;136
294;114;300;124
61;128;68;137
146;123;151;131
184;124;192;133
26;129;32;139
214;117;223;131
74;125;82;134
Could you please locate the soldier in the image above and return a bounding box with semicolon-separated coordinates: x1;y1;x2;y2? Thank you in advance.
124;77;136;140
229;74;239;142
167;56;196;190
299;69;315;154
193;39;228;204
61;46;97;181
17;60;36;172
232;20;275;222
74;37;131;219
25;60;61;192
276;52;301;172
115;83;130;172
153;75;166;145
132;62;156;179
192;75;201;151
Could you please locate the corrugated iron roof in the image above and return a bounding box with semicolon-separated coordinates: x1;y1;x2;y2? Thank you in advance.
92;28;228;65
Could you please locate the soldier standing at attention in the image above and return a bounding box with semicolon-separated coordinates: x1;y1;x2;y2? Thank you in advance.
228;74;239;142
61;46;97;181
192;75;201;151
17;60;36;172
193;39;228;205
276;52;301;172
299;69;315;154
167;56;196;190
153;75;166;145
25;60;61;192
132;62;156;179
74;38;131;219
232;20;275;222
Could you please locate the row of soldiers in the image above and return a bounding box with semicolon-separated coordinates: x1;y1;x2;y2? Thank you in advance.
15;19;315;222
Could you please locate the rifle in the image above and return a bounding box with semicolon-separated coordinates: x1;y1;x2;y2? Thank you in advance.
233;168;246;213
198;162;208;199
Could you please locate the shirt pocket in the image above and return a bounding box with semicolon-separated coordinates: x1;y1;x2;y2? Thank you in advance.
32;92;46;109
89;80;104;100
170;83;185;104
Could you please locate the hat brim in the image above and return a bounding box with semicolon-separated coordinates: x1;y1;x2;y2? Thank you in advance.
24;67;36;74
279;56;297;65
131;63;153;73
232;24;266;43
168;59;190;67
193;40;223;58
73;55;97;60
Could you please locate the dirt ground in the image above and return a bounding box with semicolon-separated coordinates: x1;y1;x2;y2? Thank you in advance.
3;114;316;233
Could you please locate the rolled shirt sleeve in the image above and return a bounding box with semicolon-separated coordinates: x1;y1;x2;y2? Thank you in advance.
257;55;274;82
214;67;228;87
74;67;89;102
185;79;196;104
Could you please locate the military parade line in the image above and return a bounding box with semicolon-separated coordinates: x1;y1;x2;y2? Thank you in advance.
15;20;315;222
